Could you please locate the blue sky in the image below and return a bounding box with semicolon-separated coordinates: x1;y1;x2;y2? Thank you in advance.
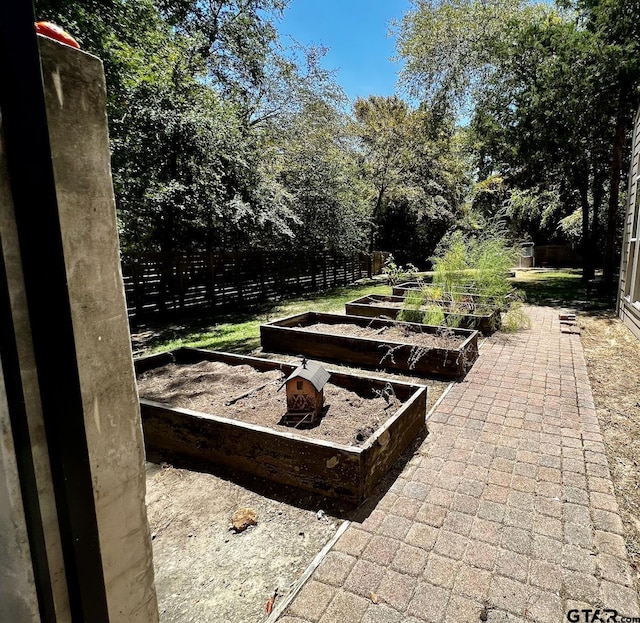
278;0;411;102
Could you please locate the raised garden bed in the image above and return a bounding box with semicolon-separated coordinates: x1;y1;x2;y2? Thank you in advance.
345;293;501;335
135;348;427;503
392;282;514;312
260;312;479;379
392;281;428;297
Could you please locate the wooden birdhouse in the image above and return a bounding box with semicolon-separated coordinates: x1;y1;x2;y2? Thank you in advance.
280;359;330;426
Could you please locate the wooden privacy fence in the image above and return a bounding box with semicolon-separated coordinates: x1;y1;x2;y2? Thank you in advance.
534;245;583;268
122;251;387;321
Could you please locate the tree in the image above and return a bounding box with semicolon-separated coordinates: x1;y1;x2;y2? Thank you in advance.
109;20;304;253
395;0;543;113
274;96;369;254
156;0;287;104
559;0;640;284
351;95;470;264
470;13;615;277
397;0;640;283
352;96;417;250
35;0;362;256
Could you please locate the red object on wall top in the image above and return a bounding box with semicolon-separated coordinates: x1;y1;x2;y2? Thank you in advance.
35;22;80;49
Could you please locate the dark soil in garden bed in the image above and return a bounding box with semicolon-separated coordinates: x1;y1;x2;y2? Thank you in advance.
297;322;466;349
137;361;404;447
353;297;406;309
356;296;493;314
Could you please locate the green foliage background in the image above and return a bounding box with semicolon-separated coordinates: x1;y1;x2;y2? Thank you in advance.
33;0;640;279
33;0;468;264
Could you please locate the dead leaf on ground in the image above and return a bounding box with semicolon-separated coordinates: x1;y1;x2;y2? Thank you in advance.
265;588;277;614
232;507;258;533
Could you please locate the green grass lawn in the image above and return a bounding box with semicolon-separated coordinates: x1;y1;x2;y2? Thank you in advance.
139;281;392;354
512;268;615;309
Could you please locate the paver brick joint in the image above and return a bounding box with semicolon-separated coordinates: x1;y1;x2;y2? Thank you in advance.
282;307;639;622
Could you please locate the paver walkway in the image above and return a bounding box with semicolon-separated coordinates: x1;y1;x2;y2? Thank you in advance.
279;306;640;623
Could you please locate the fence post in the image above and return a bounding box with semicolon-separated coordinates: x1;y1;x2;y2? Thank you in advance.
131;262;143;319
235;252;244;307
258;252;266;301
157;257;166;315
177;255;185;312
206;252;215;308
322;254;327;290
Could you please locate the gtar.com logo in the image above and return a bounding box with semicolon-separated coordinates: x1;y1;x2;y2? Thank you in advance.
567;610;640;623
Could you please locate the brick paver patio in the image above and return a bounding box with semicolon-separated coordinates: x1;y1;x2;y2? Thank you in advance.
279;307;640;623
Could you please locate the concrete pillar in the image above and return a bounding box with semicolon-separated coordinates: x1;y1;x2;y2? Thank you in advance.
0;35;158;622
0;385;40;622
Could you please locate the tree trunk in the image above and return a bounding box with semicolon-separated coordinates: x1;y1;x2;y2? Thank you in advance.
585;166;607;281
369;184;386;252
603;118;626;287
576;169;591;282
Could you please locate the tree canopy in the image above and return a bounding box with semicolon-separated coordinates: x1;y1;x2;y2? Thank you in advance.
33;0;640;279
397;0;640;283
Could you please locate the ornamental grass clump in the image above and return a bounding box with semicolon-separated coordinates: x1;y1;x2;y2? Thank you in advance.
397;291;427;323
432;235;469;296
422;304;446;326
398;232;529;331
469;236;518;307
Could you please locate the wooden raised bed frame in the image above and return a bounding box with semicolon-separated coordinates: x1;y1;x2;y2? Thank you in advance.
260;312;479;379
392;281;429;296
392;282;514;312
135;348;427;503
346;294;501;335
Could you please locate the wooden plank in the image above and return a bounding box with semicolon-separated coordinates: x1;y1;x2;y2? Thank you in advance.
141;400;366;501
135;349;427;502
361;384;426;497
133;351;176;374
260;312;479;379
264;521;351;623
346;294;501;335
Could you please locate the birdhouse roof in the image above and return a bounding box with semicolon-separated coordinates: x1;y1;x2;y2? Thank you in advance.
282;359;330;392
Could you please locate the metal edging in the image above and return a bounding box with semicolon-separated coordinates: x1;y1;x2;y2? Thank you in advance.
264;520;351;623
0;3;109;622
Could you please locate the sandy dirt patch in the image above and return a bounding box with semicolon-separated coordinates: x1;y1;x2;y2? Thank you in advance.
580;311;640;593
146;462;342;623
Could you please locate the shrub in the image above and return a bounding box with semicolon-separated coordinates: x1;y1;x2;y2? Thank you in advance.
396;232;529;331
422;304;445;326
382;254;421;286
398;290;426;323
